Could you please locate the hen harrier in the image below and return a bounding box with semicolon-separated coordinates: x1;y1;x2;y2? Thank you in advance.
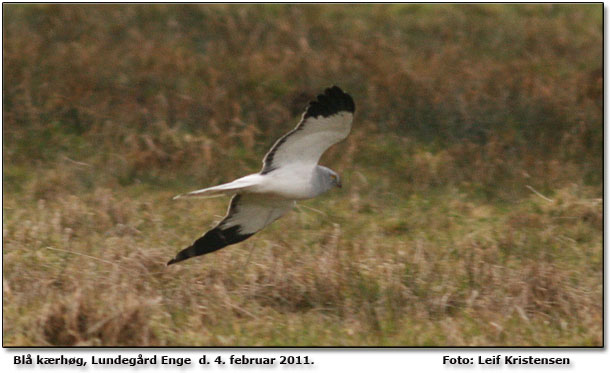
168;86;355;265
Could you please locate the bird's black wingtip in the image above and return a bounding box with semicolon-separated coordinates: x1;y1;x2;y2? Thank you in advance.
166;247;192;265
166;251;190;266
304;85;355;119
166;225;254;266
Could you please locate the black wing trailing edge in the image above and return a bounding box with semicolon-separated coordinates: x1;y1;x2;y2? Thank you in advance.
304;86;355;119
167;195;254;265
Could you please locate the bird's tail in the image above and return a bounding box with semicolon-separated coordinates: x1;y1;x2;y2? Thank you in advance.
173;175;261;200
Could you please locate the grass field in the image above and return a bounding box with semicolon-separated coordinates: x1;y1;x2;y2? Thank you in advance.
2;4;603;346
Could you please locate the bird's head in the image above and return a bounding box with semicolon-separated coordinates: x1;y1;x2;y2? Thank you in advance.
329;172;342;188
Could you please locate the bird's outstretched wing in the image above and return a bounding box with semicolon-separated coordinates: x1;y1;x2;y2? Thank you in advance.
261;86;355;174
167;194;294;265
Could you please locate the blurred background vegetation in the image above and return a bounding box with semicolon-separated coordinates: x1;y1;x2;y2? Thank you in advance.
2;4;603;346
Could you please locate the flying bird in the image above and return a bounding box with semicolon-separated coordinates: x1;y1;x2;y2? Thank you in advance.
167;86;355;265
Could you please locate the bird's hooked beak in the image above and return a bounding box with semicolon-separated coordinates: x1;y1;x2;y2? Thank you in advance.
330;172;342;188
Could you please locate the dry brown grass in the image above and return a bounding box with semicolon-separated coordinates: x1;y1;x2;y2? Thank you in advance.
2;4;602;346
3;176;602;346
